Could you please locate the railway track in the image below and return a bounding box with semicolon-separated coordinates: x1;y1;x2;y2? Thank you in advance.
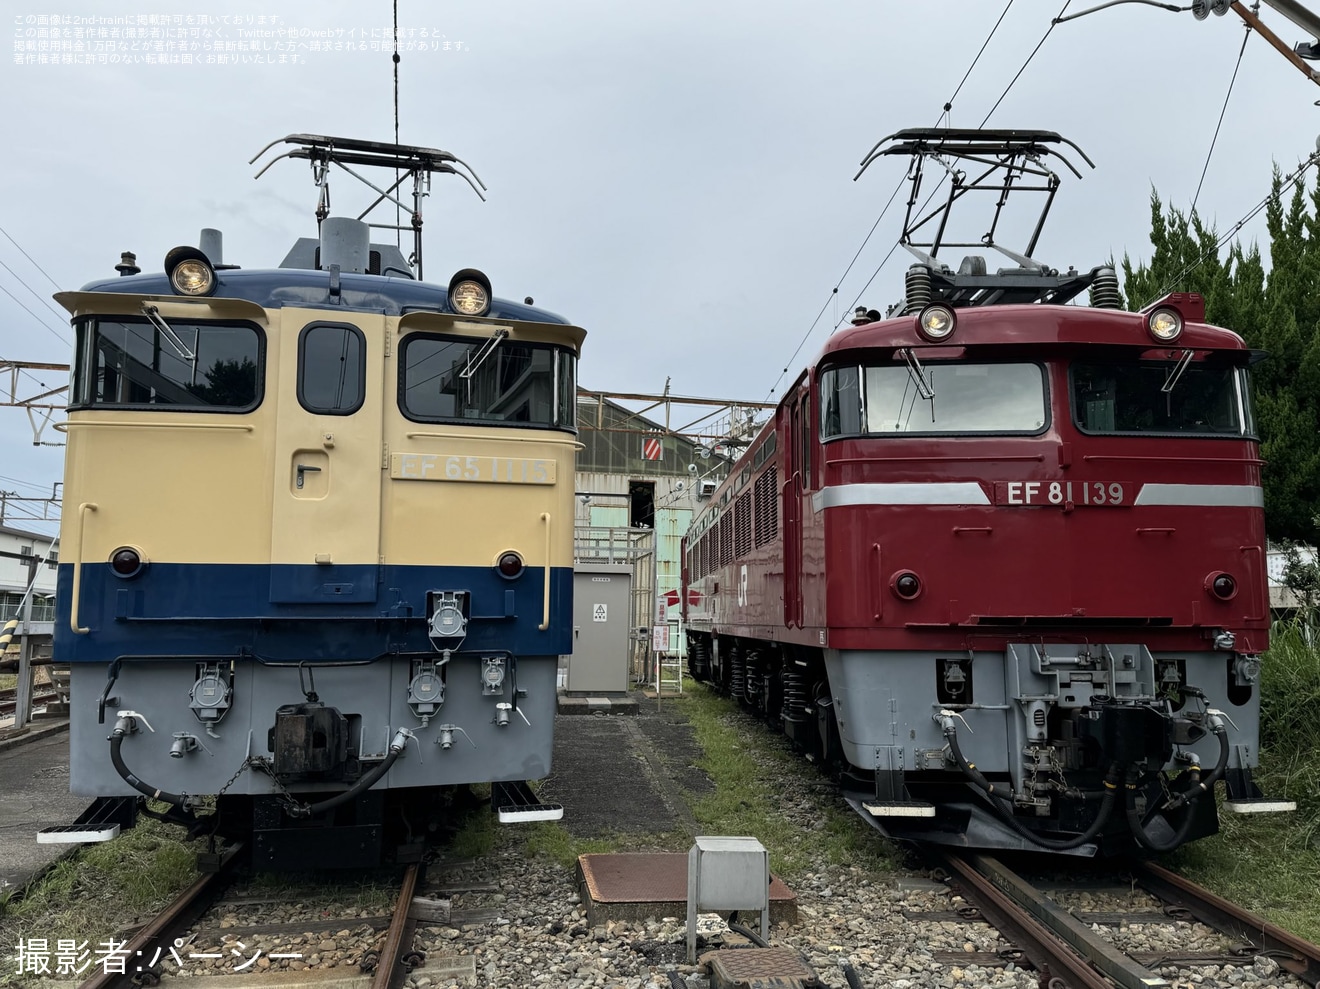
0;685;59;718
74;853;428;989
75;845;245;989
929;851;1320;988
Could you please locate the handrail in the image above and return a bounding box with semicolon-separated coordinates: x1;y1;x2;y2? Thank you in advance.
71;502;98;634
56;421;254;432
405;430;584;450
539;513;552;631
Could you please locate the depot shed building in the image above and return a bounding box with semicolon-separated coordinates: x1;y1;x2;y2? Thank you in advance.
573;393;728;670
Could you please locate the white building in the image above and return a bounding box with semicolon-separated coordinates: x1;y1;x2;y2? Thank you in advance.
1267;543;1317;612
0;525;59;625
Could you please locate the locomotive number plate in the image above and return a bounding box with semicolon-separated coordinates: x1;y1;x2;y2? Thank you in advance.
390;453;556;485
993;480;1131;507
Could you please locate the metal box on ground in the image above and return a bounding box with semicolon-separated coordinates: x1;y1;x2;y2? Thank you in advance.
688;836;770;963
567;563;633;694
575;852;796;928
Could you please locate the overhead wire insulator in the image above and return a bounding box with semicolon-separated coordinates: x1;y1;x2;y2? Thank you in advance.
1088;266;1124;309
903;265;933;314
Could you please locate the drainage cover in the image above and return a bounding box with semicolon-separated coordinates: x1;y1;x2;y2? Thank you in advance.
703;947;822;989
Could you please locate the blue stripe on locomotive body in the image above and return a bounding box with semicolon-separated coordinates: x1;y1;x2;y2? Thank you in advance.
79;270;570;322
54;562;574;662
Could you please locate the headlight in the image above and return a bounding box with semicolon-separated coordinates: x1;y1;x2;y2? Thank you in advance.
172;259;215;296
1147;307;1183;342
164;246;217;297
448;268;493;317
917;304;956;341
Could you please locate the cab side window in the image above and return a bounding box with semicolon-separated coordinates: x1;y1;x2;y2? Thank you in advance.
299;323;365;415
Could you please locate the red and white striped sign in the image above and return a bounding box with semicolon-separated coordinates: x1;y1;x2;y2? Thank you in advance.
642;438;662;461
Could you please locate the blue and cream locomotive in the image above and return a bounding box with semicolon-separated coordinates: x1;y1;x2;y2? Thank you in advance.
53;136;582;867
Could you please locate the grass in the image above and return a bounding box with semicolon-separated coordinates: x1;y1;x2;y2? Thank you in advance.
521;824;621;869
0;813;199;988
674;683;898;880
1167;618;1320;942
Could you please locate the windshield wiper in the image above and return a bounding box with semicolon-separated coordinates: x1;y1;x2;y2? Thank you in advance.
1161;349;1194;394
139;303;196;361
899;347;934;400
459;327;509;381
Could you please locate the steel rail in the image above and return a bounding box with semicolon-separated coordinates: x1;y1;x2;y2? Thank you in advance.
77;843;243;989
969;854;1170;989
937;852;1114;989
1134;861;1320;986
0;686;57;716
369;860;425;989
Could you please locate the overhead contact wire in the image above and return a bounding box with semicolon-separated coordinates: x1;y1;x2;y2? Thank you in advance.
829;0;1075;333
0;225;63;292
763;0;1019;400
949;0;1017;113
0;282;71;346
0;257;70;330
979;0;1073;126
1191;19;1252;218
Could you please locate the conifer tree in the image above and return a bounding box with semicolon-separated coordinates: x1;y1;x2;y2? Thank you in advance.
1123;173;1320;542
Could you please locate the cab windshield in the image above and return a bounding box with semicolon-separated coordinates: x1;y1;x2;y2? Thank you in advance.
1071;361;1253;436
820;362;1048;437
71;318;262;411
400;333;576;429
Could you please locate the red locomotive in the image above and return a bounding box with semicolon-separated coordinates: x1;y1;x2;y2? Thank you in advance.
681;130;1293;854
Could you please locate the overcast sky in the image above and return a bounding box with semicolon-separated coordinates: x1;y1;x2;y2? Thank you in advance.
3;0;1319;536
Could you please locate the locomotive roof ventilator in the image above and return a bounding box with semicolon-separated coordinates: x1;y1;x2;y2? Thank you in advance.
856;128;1126;313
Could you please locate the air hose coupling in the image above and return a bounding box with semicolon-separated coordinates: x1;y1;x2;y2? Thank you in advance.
1165;710;1231;811
109;709;155;740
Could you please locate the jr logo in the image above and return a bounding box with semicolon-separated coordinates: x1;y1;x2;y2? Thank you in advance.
737;565;748;607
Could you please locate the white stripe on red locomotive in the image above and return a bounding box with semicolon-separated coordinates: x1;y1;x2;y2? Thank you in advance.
811;482;1264;512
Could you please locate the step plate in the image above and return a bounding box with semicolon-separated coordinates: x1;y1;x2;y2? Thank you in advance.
1225;799;1297;814
863;800;937;818
492;779;564;823
37;824;120;844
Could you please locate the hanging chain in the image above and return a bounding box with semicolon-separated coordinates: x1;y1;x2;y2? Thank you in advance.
248;755;310;814
214;757;254;800
212;755;308;815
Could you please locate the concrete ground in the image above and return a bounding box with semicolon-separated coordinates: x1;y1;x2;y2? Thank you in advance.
540;690;711;839
0;723;88;891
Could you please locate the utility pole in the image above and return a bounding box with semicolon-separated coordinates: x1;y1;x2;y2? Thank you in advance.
1230;1;1320;86
12;549;38;730
1059;1;1320;84
1260;0;1320;54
